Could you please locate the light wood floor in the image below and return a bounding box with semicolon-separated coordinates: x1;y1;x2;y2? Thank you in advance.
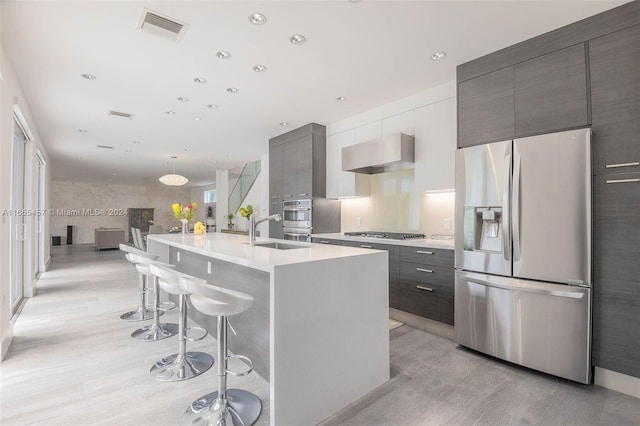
2;245;639;426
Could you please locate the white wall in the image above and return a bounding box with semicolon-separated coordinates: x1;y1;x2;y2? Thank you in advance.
1;46;52;360
50;181;191;243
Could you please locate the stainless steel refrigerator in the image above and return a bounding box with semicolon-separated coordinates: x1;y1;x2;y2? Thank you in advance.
454;128;592;384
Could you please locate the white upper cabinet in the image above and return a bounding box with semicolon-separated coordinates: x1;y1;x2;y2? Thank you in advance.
382;110;414;136
414;97;457;192
326;128;371;199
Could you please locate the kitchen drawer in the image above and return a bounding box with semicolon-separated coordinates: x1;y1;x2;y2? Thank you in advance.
311;237;342;246
399;262;454;296
399;246;453;268
397;282;454;325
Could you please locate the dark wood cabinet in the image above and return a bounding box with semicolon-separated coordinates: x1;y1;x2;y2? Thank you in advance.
592;172;640;378
457;66;515;147
397;247;454;325
341;241;401;309
589;25;640;176
514;43;589;137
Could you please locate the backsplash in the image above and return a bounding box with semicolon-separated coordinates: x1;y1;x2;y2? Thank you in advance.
340;169;455;237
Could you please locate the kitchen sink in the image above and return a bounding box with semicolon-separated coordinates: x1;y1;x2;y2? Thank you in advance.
252;242;309;250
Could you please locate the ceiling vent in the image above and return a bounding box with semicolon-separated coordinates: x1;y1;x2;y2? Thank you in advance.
108;110;134;120
137;8;189;42
97;145;115;150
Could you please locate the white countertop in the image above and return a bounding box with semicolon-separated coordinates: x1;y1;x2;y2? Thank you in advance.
311;233;455;250
147;232;386;273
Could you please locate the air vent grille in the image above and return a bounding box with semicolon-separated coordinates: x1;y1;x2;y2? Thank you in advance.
108;110;134;120
137;8;189;42
97;145;115;150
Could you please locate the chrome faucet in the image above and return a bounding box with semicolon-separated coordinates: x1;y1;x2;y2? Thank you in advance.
249;213;281;246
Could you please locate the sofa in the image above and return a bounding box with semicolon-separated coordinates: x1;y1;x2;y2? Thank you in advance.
95;228;126;251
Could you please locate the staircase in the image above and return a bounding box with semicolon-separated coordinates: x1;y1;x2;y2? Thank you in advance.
228;160;261;216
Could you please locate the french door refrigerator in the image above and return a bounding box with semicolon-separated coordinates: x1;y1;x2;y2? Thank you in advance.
454;128;592;384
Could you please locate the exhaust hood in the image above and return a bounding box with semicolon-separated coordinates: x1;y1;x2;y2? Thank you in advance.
342;133;415;174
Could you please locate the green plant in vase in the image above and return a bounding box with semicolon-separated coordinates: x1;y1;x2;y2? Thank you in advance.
226;213;235;230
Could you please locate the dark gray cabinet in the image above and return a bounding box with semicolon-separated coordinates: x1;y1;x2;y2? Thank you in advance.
341;241;400;309
311;237;342;246
457;66;515;147
514;43;589;137
589;25;640;176
269;144;284;239
397;247;454;325
281;136;313;199
592;172;640;378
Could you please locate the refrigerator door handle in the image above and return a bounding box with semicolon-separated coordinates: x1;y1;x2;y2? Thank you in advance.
464;276;585;299
502;154;511;262
512;153;521;261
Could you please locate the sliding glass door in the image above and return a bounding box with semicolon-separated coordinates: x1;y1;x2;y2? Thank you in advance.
10;119;28;313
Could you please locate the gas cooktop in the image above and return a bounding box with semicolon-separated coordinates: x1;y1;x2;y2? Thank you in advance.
343;231;426;240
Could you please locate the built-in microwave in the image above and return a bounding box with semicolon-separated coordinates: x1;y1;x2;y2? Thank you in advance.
282;199;312;229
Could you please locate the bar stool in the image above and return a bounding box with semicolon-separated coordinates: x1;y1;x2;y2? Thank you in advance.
179;275;262;426
127;253;178;341
148;264;214;381
119;244;157;322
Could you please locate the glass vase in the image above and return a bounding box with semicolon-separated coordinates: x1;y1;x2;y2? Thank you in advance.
181;219;189;234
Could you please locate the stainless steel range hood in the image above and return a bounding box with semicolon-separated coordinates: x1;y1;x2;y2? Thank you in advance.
342;133;415;174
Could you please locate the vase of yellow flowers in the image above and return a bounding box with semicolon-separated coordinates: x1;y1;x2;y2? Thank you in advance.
172;202;197;234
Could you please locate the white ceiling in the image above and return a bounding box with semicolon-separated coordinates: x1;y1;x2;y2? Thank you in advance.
1;0;625;187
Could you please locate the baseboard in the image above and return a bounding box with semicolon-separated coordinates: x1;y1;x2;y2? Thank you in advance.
45;255;51;270
594;367;640;399
389;308;455;341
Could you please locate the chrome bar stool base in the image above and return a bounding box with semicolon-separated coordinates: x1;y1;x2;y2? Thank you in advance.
150;352;213;382
119;307;157;322
131;323;178;341
183;389;262;426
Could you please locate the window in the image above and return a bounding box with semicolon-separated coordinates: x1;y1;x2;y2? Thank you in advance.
204;189;217;203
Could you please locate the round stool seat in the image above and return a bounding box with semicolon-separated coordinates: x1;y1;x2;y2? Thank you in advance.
180;277;254;318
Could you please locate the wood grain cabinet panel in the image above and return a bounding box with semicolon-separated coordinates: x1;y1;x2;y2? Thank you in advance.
589;25;640;175
514;43;589;136
592;172;640;378
458;66;515;147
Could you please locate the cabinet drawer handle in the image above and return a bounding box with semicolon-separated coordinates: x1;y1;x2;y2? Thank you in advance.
606;178;640;184
417;268;433;273
284;194;293;198
417;285;433;292
605;162;639;169
416;250;433;255
298;193;309;197
360;245;373;248
319;240;330;244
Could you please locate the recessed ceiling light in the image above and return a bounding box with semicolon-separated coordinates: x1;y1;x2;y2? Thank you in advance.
217;51;231;59
290;34;306;45
207;104;218;109
193;77;207;84
226;88;239;93
177;96;189;102
336;96;347;102
253;65;267;73
193;117;201;121
280;122;289;126
249;13;267;25
77;129;88;133
431;51;447;61
81;73;96;80
113;173;118;176
166;111;176;115
132;140;140;144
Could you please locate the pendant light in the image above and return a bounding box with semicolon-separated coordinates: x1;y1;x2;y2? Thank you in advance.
159;156;188;186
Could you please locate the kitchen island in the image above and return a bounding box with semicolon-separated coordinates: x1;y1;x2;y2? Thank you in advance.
146;233;389;426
